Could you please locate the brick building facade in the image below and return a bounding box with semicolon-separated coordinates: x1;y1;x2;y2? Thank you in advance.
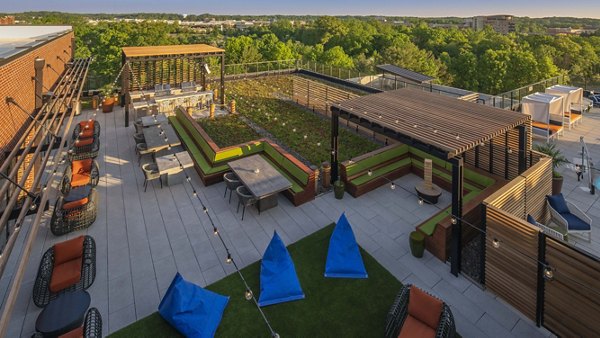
0;29;74;189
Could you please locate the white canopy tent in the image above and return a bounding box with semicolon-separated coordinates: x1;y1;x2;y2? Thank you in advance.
545;84;583;129
522;92;564;142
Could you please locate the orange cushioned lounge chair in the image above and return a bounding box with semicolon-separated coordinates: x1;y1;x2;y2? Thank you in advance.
33;236;96;307
60;159;100;195
57;308;102;338
385;284;455;338
50;187;98;236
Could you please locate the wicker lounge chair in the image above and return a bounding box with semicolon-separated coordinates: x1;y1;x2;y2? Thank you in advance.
547;194;592;242
68;136;99;161
46;307;102;338
71;120;100;141
32;236;96;307
50;188;98;236
385;284;456;338
60;159;100;195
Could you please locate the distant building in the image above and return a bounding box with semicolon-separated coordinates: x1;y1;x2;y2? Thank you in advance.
547;27;598;36
0;16;15;25
465;15;515;34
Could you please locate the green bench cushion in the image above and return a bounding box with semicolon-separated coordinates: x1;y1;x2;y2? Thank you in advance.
170;117;229;175
411;159;483;193
419;189;481;236
214;142;263;163
345;144;409;177
263;143;309;185
175;111;216;162
350;157;411;186
260;155;305;194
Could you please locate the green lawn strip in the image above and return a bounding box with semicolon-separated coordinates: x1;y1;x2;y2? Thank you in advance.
109;224;402;337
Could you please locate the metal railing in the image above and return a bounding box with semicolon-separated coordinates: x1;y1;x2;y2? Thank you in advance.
495;75;568;110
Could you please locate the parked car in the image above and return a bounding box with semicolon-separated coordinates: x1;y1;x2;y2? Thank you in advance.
584;90;597;98
589;95;600;108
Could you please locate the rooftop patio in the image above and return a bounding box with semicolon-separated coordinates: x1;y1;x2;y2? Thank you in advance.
0;105;558;337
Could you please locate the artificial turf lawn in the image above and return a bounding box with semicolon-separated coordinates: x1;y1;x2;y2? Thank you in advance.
109;224;403;337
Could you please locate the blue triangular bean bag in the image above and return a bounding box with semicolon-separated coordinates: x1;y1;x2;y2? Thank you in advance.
258;231;305;306
158;272;229;338
325;213;368;278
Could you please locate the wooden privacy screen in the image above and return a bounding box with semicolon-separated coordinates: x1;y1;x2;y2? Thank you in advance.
485;205;539;320
292;77;359;115
483;156;552;321
127;58;206;91
544;237;600;337
463;123;533;181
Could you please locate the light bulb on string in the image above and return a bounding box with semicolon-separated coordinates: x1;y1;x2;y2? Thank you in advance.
390;182;396;190
367;169;373;177
418;199;424;205
213;227;218;235
226;253;232;264
245;289;253;300
451;217;457;225
492;238;500;248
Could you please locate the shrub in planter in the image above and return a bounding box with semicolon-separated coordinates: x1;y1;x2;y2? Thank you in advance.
333;180;345;199
533;142;568;195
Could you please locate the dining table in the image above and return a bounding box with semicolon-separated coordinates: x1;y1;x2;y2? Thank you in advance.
142;123;181;153
228;154;292;212
140;113;168;127
155;151;194;185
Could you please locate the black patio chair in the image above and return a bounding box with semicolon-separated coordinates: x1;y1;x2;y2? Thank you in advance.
236;185;257;221
50;188;98;236
223;172;242;204
32;236;96;307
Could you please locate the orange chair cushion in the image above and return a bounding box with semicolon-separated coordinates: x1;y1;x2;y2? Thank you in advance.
79;120;95;130
75;138;94;147
407;287;443;329
70;159;93;187
72;159;93;174
49;257;82;293
531;121;562;135
54;236;84;265
58;326;84;338
79;128;94;139
62;197;89;210
71;173;90;187
398;315;436;338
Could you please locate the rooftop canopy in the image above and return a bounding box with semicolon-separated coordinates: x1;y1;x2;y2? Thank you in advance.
331;88;531;159
376;64;434;84
122;44;225;58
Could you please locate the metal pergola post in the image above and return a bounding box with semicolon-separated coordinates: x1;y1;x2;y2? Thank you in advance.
518;125;527;173
220;55;225;104
331;107;340;184
450;156;464;277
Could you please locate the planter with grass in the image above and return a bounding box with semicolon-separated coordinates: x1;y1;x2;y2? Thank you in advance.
533;142;568;195
409;231;425;258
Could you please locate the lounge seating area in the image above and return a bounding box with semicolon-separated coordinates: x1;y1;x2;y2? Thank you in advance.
59;158;100;195
340;143;504;261
169;108;316;206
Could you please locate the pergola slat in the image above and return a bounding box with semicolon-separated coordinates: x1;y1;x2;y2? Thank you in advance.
331;88;531;159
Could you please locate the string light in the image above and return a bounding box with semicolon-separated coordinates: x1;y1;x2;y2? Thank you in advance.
543;266;554;281
492;238;500;248
126;64;279;338
367;169;373;177
390;182;396;190
418;198;424;205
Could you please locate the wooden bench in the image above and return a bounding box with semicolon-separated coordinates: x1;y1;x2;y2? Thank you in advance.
340;144;411;197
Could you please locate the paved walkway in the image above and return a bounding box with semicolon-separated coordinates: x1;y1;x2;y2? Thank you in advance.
2;106;555;337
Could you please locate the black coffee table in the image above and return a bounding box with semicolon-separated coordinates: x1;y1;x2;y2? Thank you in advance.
64;185;92;203
35;290;90;337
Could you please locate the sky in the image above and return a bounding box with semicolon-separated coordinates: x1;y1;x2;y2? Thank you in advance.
3;0;600;18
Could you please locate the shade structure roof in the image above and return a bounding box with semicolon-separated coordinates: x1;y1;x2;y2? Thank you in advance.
122;44;225;58
331;88;531;159
376;64;434;83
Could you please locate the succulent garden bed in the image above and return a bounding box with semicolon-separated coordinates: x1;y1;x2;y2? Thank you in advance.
225;76;379;166
196;114;259;148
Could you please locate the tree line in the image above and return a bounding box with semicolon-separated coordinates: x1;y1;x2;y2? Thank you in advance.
12;13;600;94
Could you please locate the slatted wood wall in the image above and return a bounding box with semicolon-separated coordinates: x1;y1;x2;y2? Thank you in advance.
483;156;552;321
485;205;539;320
292;77;359;115
462;121;532;181
544;237;600;337
127;58;205;91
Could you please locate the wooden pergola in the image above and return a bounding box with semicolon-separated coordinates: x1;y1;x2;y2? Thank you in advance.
121;44;225;126
329;88;532;275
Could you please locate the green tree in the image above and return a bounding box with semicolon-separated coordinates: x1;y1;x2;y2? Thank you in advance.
226;36;262;64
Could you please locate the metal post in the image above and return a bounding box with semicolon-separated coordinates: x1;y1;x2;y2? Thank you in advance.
535;232;547;327
220;55;225;104
122;53;130;127
505;133;510;179
518;125;527;173
450;157;463;276
331;107;340;184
